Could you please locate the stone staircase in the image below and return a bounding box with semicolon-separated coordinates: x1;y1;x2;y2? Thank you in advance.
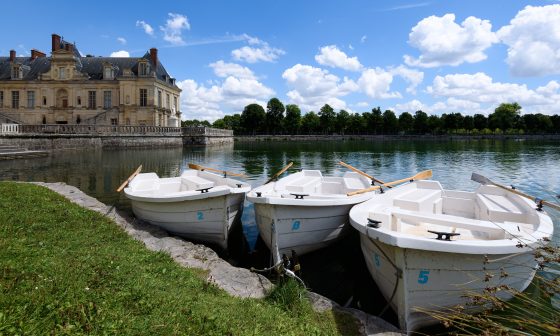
0;144;49;160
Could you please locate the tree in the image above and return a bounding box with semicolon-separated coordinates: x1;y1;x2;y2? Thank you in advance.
489;102;521;131
427;115;441;134
441;113;462;133
550;115;560;133
383;110;398;134
241;103;266;134
266;98;285;134
349;113;366;133
473;114;487;130
284;104;301;134
319;104;336;133
463;115;475;131
371;107;384;134
336;109;350;134
413;110;429;134
398;112;413;133
181;119;211;127
301;112;320;133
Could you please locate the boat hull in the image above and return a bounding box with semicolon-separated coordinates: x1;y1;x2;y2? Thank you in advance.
359;235;537;332
130;193;245;249
254;203;353;261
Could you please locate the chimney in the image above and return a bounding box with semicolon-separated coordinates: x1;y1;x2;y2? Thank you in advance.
150;48;158;70
10;50;16;62
51;34;61;52
31;49;46;60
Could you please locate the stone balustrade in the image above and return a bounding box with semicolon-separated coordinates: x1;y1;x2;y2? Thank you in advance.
1;124;20;134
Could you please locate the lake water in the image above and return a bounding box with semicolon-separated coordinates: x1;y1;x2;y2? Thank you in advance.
1;139;559;327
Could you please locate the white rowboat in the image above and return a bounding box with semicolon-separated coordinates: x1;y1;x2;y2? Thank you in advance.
124;169;251;249
349;179;554;332
247;170;376;263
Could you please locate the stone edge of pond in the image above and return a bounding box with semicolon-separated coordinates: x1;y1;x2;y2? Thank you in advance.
33;182;403;336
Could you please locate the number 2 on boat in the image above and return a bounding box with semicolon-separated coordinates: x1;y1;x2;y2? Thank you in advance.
418;270;430;284
292;220;300;231
374;253;380;267
197;211;204;220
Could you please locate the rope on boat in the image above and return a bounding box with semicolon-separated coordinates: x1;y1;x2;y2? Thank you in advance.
250;260;283;273
367;236;403;318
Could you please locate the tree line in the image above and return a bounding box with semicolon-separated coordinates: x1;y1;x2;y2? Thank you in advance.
181;98;560;135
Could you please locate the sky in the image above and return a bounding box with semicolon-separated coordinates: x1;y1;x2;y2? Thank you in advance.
2;0;560;121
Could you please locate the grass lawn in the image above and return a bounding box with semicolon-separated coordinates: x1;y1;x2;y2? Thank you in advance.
0;182;358;335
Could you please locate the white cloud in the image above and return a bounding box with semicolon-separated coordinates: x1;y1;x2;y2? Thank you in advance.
497;4;560;77
357;68;401;99
389;65;424;94
355;101;370;108
231;36;285;63
348;44;354;50
110;50;130;57
209;60;256;80
361;35;367;43
404;13;498;67
315;45;363;71
136;20;154;36
177;69;274;121
117;37;127;45
160;13;190;45
427;72;560;114
391;99;428;114
282;64;358;111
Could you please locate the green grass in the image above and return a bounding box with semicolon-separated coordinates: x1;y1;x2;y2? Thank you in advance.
0;182;358;335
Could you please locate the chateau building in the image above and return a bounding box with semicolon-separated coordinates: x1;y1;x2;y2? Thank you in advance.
0;34;181;126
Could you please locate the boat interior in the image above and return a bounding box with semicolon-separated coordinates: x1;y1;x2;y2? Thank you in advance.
127;170;247;196
367;180;541;241
270;170;371;199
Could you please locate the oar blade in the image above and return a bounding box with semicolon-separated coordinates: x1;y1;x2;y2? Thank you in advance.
414;169;432;181
471;172;491;185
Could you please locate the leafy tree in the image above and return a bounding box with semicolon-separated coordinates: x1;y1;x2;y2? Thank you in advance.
336;109;350;134
441;113;463;133
489;102;521;131
182;119;211;127
301;112;321;133
550;115;560;133
370;107;384;134
427;115;441;134
463;115;475;131
284;104;301;134
383;110;398;134
398;112;413;133
266;98;285;134
319;104;336;133
241;103;266;135
473;114;487;130
349;113;366;133
413;110;429;134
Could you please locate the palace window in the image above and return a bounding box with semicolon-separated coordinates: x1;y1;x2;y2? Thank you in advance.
77;96;81;105
11;91;19;108
139;62;148;76
0;91;3;107
43;96;47;105
104;67;113;80
103;91;112;109
157;90;162;108
59;67;65;80
88;91;96;109
27;91;35;108
110;118;118;125
11;65;23;79
139;89;147;107
166;93;170;109
173;96;177;111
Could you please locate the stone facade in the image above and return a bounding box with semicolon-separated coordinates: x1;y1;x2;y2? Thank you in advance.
0;34;181;127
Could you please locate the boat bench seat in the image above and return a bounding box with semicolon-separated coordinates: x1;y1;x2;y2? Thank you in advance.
285;177;321;193
476;193;527;223
393;188;442;213
181;175;215;191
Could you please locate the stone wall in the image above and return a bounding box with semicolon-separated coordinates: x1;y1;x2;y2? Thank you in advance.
235;134;560;142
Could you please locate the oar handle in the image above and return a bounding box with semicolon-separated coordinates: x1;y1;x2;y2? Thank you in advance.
347;170;432;196
338;161;390;187
116;165;142;192
265;162;294;184
188;163;247;178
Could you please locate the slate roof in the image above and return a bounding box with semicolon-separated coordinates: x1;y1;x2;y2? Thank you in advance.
0;50;178;89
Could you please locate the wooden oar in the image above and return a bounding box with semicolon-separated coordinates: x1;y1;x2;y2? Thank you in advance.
471;173;560;211
338;161;391;188
116;165;142;192
347;170;433;196
188;163;247;178
265;162;294;184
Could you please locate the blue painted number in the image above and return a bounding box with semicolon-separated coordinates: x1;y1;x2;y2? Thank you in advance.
374;254;380;267
197;211;204;220
291;220;301;231
418;270;430;284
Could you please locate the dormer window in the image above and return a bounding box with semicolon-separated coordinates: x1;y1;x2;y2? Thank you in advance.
104;66;114;80
11;65;23;79
59;67;65;80
139;62;148;76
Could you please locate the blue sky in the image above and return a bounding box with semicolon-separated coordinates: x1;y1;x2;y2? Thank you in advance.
2;1;560;120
